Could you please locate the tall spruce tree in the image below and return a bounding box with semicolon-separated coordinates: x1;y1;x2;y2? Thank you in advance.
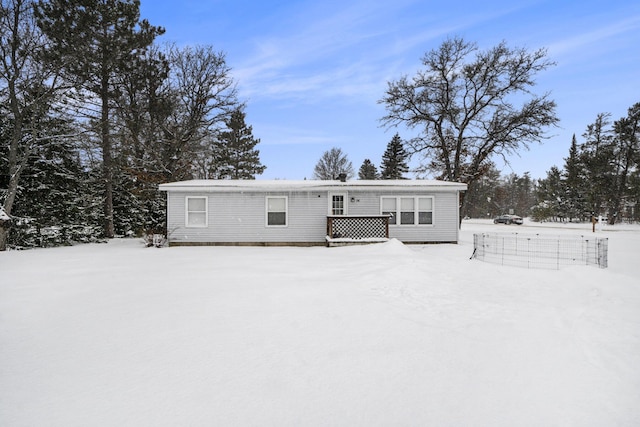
212;108;266;179
562;134;586;220
35;0;164;238
380;133;409;179
358;159;379;179
8;129;103;247
533;166;565;221
580;113;615;218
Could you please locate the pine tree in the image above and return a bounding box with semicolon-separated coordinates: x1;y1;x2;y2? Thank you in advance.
7;121;103;248
534;166;565;221
461;164;500;218
380;133;409;179
562;134;587;220
580;113;615;218
607;103;640;223
358;159;379;180
628;167;640;222
0;0;69;250
111;45;171;236
212;108;266;179
35;0;165;238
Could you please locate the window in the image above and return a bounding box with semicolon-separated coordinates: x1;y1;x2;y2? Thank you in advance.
418;197;433;224
381;196;434;226
381;197;397;224
400;197;415;224
186;196;207;227
266;196;287;226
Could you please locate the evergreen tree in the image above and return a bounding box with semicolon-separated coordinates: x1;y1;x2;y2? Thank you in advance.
6;119;103;248
380;133;409;179
212;108;266;179
461;164;500;218
499;172;535;217
562;134;587;220
519;173;536;216
0;0;69;250
580;113;615;218
358;159;379;180
607;103;640;223
533;166;565;221
111;45;171;236
35;0;165;238
627;167;640;222
313;147;354;180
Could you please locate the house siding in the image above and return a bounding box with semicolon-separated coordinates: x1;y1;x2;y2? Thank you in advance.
168;189;460;244
162;180;465;245
168;191;329;244
341;190;459;243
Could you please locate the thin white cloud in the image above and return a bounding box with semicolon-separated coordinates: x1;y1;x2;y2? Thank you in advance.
251;122;342;146
234;1;538;105
547;15;640;58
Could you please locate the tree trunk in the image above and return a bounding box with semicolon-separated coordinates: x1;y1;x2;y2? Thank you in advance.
2;124;26;251
101;75;115;238
0;226;7;251
459;190;467;228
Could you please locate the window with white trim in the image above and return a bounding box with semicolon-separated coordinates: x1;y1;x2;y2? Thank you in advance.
418;197;433;224
381;196;434;225
381;197;397;225
266;196;287;226
186;196;208;227
400;197;415;224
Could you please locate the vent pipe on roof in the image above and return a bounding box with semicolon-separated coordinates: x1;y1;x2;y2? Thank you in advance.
338;173;347;182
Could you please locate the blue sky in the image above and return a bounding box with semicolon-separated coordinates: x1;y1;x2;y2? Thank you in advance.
140;0;640;180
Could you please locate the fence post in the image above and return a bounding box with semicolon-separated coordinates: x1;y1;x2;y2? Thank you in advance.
385;216;389;238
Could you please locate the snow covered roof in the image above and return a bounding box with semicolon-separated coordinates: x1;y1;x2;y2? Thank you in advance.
159;179;467;193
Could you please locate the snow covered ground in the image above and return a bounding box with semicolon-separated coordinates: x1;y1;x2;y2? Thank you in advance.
2;219;639;426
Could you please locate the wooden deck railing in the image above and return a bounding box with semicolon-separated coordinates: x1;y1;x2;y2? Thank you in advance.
326;215;390;240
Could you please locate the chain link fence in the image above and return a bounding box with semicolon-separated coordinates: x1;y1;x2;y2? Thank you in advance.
472;232;608;269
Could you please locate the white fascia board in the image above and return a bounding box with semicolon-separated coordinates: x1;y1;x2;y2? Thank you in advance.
158;179;467;193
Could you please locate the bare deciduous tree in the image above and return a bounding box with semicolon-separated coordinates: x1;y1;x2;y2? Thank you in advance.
313;147;354;180
379;37;559;216
162;44;241;180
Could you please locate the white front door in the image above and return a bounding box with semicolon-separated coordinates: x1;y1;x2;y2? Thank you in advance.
329;193;347;215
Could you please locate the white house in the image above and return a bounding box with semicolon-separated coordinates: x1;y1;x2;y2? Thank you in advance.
159;179;467;246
